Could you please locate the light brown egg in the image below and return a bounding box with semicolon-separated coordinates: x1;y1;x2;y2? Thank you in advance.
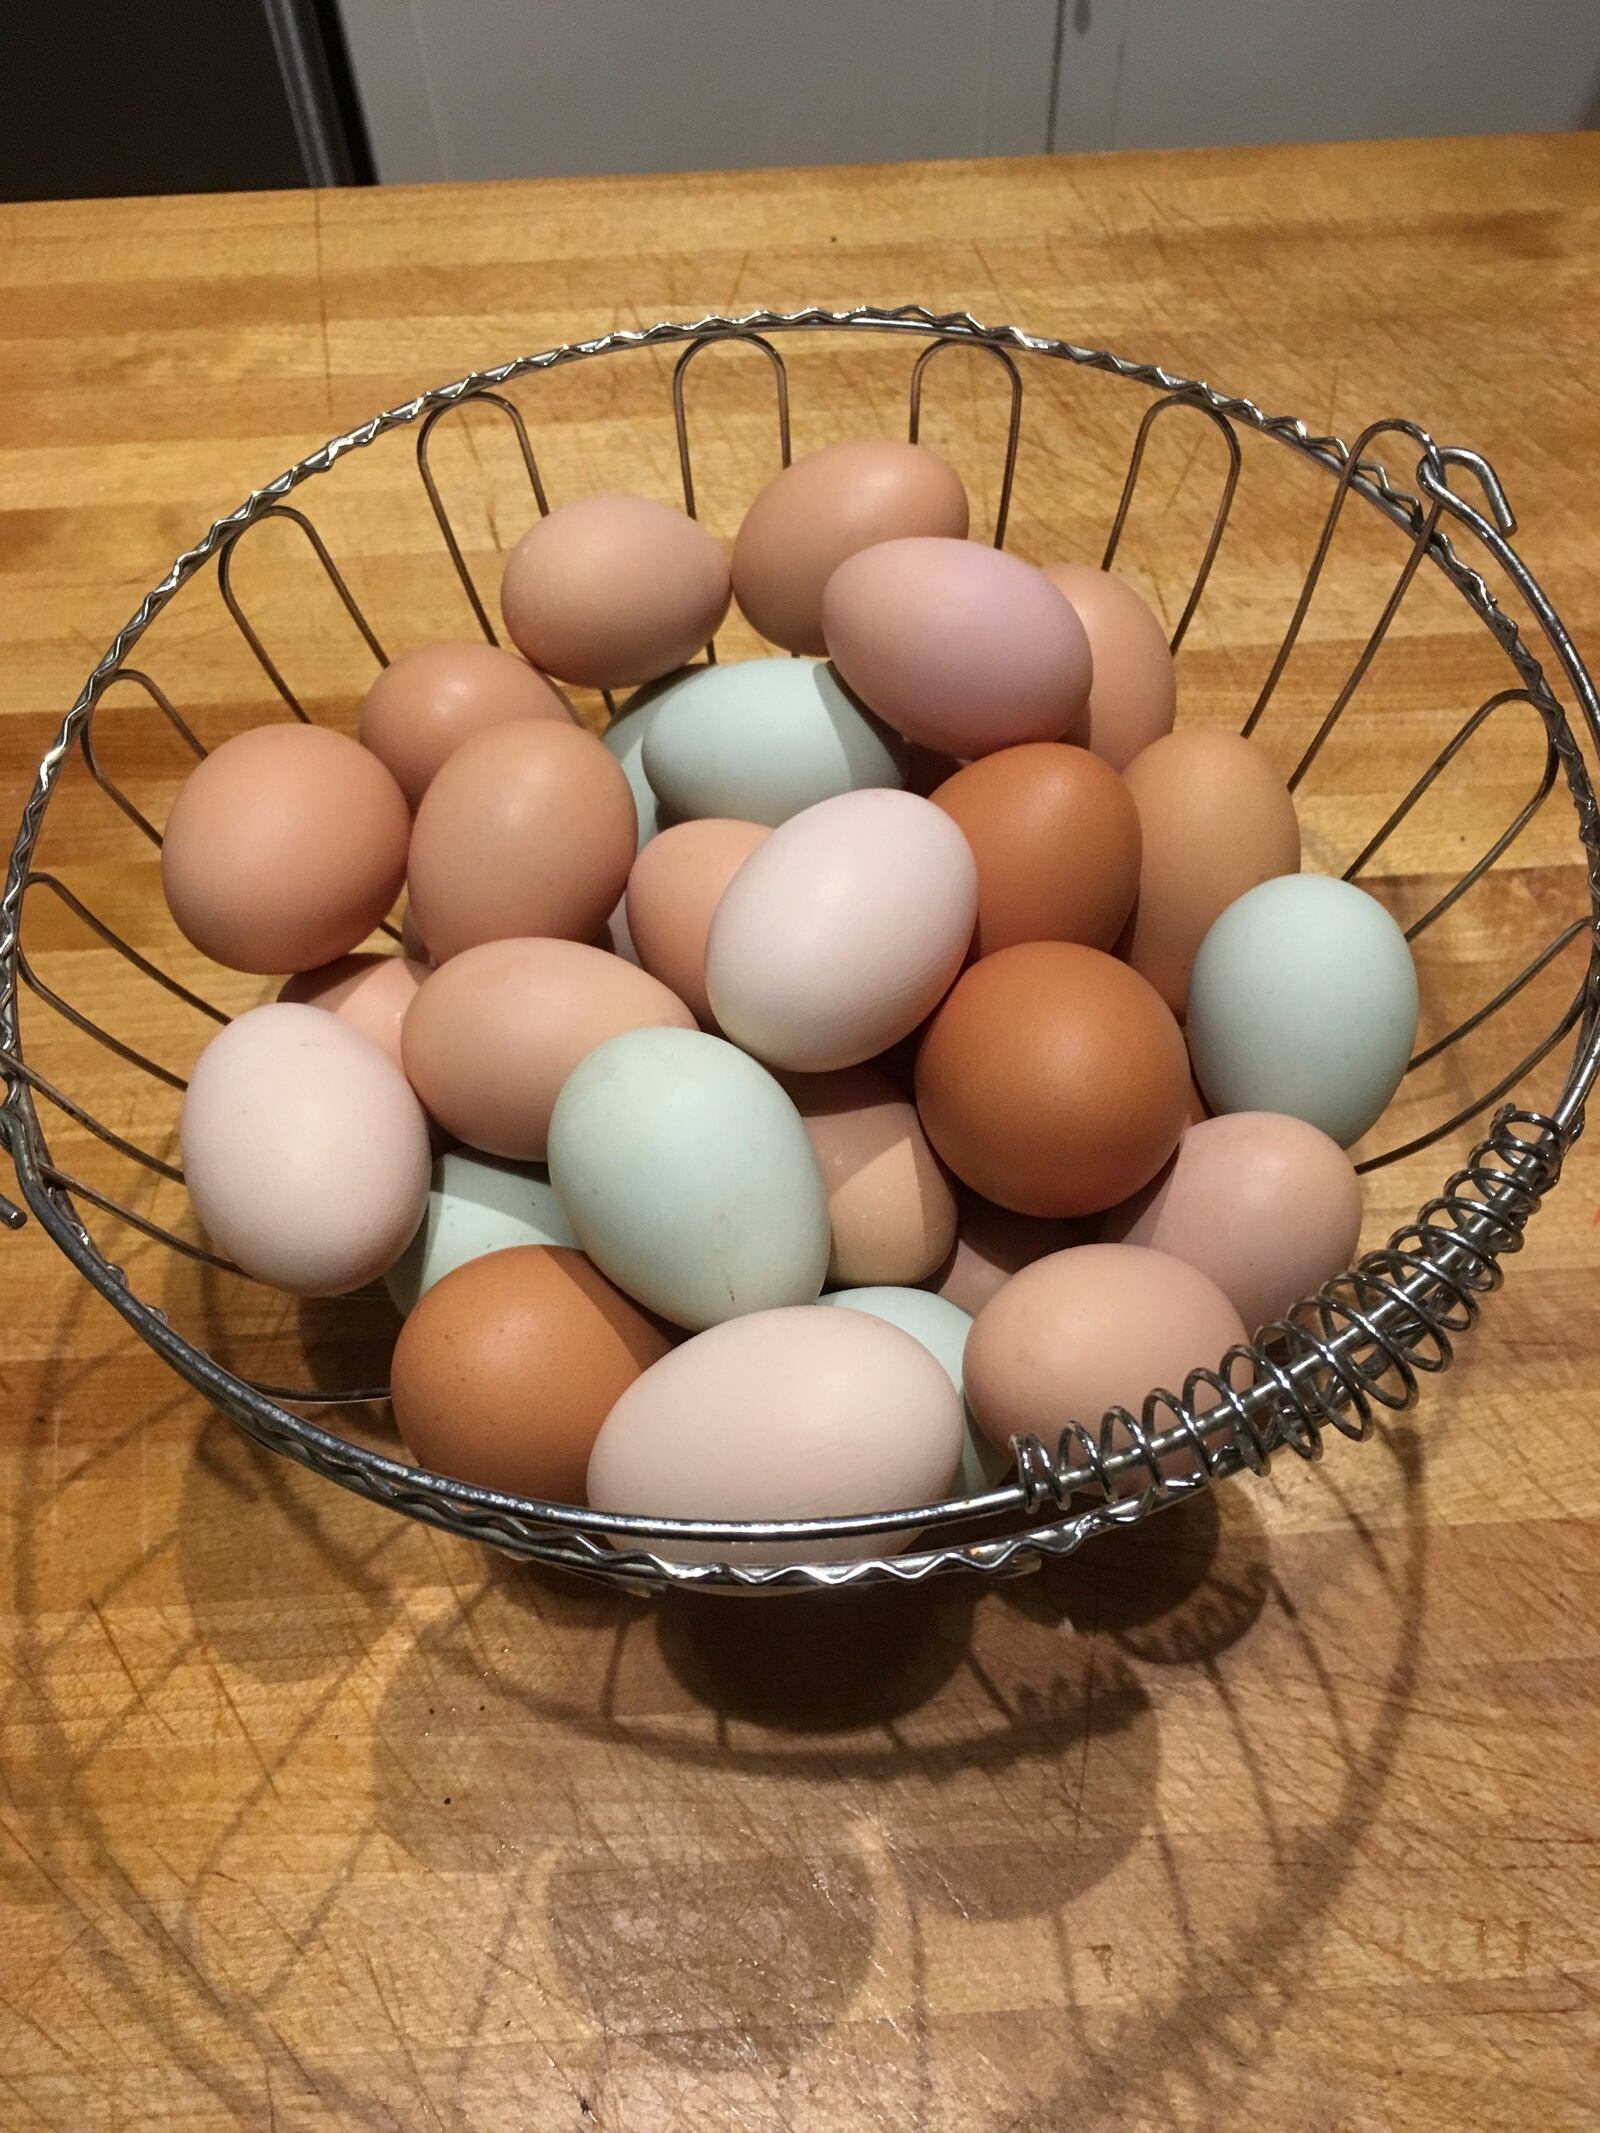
391;1245;673;1502
624;818;770;1027
732;439;969;656
783;1063;956;1288
924;1189;1089;1314
1040;563;1178;771
1121;729;1301;1017
964;1244;1248;1487
929;742;1141;957
500;493;731;690
401;936;696;1161
915;942;1189;1218
406;719;636;962
1098;1111;1363;1334
358;642;572;811
161;724;410;975
278;951;430;1071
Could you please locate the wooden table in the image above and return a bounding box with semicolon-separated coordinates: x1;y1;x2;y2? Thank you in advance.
4;135;1600;2131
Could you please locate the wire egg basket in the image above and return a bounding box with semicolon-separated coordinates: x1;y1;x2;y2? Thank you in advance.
2;306;1597;1593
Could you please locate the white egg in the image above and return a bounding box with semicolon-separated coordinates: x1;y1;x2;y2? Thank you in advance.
604;668;697;849
1187;873;1419;1148
383;1147;578;1315
547;1026;830;1330
640;657;906;827
819;1285;1011;1494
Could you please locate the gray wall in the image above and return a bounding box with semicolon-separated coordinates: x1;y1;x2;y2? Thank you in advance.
337;0;1600;185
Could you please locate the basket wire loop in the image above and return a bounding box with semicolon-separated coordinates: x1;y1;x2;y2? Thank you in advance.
2;308;1597;1591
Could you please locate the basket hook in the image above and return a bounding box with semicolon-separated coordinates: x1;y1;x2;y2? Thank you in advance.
1418;443;1517;539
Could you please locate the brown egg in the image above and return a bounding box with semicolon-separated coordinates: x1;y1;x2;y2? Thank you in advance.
391;1245;673;1502
783;1063;956;1287
407;719;636;962
732;439;969;656
624;818;770;1027
964;1243;1248;1485
500;493;731;690
1040;563;1178;771
401;936;696;1160
358;642;572;811
924;1189;1090;1314
278;951;430;1071
915;941;1189;1218
161;724;410;975
930;742;1140;957
1121;729;1301;1017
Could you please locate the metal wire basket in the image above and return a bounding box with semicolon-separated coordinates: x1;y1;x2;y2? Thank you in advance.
3;306;1597;1594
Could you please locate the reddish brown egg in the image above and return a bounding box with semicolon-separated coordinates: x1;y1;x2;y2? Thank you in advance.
732;439;969;656
500;494;731;690
358;642;572;811
161;724;410;975
1040;564;1177;771
929;742;1141;957
624;818;770;1028
915;941;1189;1218
1121;729;1301;1017
278;951;429;1071
783;1063;956;1287
406;718;636;962
400;936;696;1161
391;1245;673;1502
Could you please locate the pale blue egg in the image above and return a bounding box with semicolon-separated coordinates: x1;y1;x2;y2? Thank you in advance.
384;1147;576;1315
548;1026;830;1330
604;667;700;850
1187;873;1419;1149
640;657;906;828
818;1285;1012;1495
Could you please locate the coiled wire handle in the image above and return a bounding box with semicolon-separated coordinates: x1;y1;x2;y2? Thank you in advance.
1013;1105;1565;1515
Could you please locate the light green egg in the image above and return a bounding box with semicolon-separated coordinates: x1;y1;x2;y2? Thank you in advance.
384;1147;577;1315
819;1285;1012;1495
604;667;700;850
640;656;906;828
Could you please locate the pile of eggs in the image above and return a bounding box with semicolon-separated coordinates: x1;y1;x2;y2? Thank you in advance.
163;439;1421;1561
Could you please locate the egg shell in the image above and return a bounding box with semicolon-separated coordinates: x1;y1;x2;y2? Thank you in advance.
1040;564;1177;771
357;642;572;811
818;1286;1009;1495
923;1190;1090;1314
625;819;770;1027
929;742;1141;956
1121;729;1301;1016
500;494;731;690
1099;1111;1362;1334
547;1026;830;1331
181;1002;430;1296
406;718;636;962
161;724;410;976
783;1063;956;1287
392;1245;673;1502
964;1243;1248;1489
822;537;1092;758
604;669;696;850
705;788;978;1071
1186;873;1420;1149
586;1305;964;1563
731;439;970;656
401;937;696;1161
916;942;1190;1218
383;1146;579;1315
278;952;430;1072
639;657;906;827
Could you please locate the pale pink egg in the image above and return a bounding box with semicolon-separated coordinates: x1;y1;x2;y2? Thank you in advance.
704;788;977;1071
278;952;430;1072
587;1305;964;1563
821;537;1092;758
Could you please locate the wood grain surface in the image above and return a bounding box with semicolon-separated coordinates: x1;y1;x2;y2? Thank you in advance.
3;134;1600;2131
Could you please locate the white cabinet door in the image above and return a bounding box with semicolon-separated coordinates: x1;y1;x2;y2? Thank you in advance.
337;0;1064;184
